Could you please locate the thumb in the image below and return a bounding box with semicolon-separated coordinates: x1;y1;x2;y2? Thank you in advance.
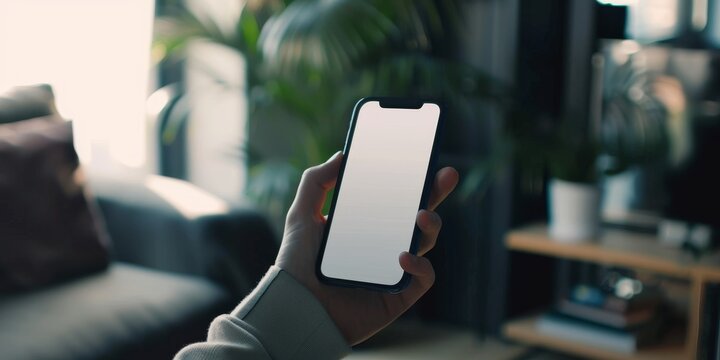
288;151;343;221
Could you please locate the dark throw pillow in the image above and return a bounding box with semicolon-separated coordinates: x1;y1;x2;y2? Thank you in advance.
0;116;110;292
0;84;59;124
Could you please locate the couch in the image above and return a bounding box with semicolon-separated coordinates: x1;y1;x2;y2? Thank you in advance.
0;85;278;360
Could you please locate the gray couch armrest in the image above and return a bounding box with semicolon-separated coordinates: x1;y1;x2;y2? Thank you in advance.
89;174;278;297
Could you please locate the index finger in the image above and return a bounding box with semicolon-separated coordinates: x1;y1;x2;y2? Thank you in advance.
288;151;343;221
426;167;459;211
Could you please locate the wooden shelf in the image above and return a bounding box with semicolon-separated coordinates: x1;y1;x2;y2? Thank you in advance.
503;315;686;360
506;224;720;281
504;224;720;358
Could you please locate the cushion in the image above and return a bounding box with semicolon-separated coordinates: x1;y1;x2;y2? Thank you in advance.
0;116;110;292
0;84;58;124
0;263;230;360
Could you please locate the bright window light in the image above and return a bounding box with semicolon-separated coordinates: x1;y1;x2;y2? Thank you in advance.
624;0;679;42
596;0;636;6
0;0;155;171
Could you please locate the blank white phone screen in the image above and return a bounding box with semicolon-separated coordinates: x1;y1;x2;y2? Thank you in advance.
321;101;440;286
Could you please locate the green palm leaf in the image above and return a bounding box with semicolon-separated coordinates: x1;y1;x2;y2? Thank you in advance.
259;0;398;76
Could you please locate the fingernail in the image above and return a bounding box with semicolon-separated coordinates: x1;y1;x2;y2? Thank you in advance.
326;151;342;163
402;252;419;264
410;254;422;266
431;212;441;224
418;210;440;225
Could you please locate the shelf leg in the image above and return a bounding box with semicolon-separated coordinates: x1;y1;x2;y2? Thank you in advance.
687;274;705;359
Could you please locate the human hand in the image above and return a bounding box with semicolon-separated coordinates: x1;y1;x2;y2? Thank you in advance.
275;151;459;345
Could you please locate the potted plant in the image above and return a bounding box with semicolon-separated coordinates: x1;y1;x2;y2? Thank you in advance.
545;137;602;241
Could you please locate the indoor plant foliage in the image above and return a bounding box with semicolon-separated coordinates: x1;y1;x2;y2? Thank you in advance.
155;0;502;228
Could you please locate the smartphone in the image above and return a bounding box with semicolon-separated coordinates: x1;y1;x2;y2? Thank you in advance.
316;97;443;293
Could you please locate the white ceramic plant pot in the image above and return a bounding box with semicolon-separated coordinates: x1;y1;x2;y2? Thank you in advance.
549;179;601;242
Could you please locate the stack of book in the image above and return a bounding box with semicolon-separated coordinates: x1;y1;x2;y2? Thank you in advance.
537;285;664;354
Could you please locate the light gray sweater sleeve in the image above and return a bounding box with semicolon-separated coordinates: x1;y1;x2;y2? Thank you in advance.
175;266;351;360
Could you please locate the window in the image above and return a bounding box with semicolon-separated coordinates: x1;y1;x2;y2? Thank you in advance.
626;0;680;42
597;0;680;42
0;0;155;171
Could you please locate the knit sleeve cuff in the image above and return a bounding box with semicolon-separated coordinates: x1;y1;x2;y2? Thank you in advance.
231;266;350;359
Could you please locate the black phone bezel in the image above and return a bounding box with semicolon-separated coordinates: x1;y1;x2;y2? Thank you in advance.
315;96;444;293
